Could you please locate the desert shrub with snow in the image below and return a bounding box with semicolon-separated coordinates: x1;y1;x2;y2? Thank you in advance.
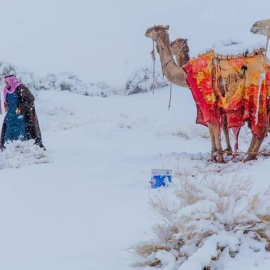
39;73;112;97
39;73;84;92
1;61;168;97
0;60;172;98
125;66;168;95
0;62;114;97
0;140;49;169
132;175;270;270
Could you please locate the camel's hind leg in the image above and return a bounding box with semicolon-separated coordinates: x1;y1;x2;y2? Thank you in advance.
223;126;232;155
223;117;232;155
244;134;264;162
247;134;257;153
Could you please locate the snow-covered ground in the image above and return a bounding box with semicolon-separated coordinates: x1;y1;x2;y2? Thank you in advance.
0;86;270;270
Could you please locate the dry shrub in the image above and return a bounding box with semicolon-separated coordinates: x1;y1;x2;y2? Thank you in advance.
131;174;270;270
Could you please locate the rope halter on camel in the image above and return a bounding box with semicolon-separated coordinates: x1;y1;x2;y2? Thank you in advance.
149;39;173;110
150;40;156;94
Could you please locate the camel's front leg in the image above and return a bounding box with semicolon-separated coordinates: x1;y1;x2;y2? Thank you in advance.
213;125;225;163
244;134;264;162
209;124;224;163
209;125;217;161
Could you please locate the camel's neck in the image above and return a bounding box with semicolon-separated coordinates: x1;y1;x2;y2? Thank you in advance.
155;32;174;67
175;45;190;67
155;32;188;88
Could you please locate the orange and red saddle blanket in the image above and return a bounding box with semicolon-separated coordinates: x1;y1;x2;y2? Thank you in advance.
183;50;270;139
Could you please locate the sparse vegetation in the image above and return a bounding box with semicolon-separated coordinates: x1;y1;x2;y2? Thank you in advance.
132;174;270;270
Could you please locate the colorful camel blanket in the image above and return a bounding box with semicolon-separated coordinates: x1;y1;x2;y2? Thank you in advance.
183;49;270;139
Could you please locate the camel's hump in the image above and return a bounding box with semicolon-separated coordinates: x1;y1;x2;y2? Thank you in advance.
191;40;266;59
213;40;265;56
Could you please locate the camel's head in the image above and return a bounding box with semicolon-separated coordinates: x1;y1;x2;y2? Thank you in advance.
170;38;188;55
251;19;270;36
145;25;170;41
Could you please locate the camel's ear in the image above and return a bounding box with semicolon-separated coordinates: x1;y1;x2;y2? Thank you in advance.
165;25;170;30
184;39;188;42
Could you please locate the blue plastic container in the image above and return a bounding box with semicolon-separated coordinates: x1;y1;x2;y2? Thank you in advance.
150;169;172;188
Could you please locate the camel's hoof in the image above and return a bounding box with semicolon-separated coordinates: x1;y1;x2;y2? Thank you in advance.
224;148;233;156
210;151;225;163
210;150;217;162
216;155;225;163
243;155;257;163
210;156;218;162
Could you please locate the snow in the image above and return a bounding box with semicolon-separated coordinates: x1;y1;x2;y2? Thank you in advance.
213;39;266;56
0;87;198;270
190;39;266;59
0;140;48;169
0;86;270;270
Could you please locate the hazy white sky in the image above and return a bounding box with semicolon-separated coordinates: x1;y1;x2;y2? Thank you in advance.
0;0;269;85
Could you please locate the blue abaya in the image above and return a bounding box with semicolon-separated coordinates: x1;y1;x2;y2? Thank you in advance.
4;91;28;142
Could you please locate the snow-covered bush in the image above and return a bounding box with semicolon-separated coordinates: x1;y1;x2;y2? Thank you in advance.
40;72;84;91
40;72;113;97
0;61;170;97
0;140;49;169
125;66;169;95
0;62;113;97
132;175;270;270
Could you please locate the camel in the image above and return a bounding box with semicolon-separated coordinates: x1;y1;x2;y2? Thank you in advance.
251;19;270;36
170;38;233;155
145;25;266;162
